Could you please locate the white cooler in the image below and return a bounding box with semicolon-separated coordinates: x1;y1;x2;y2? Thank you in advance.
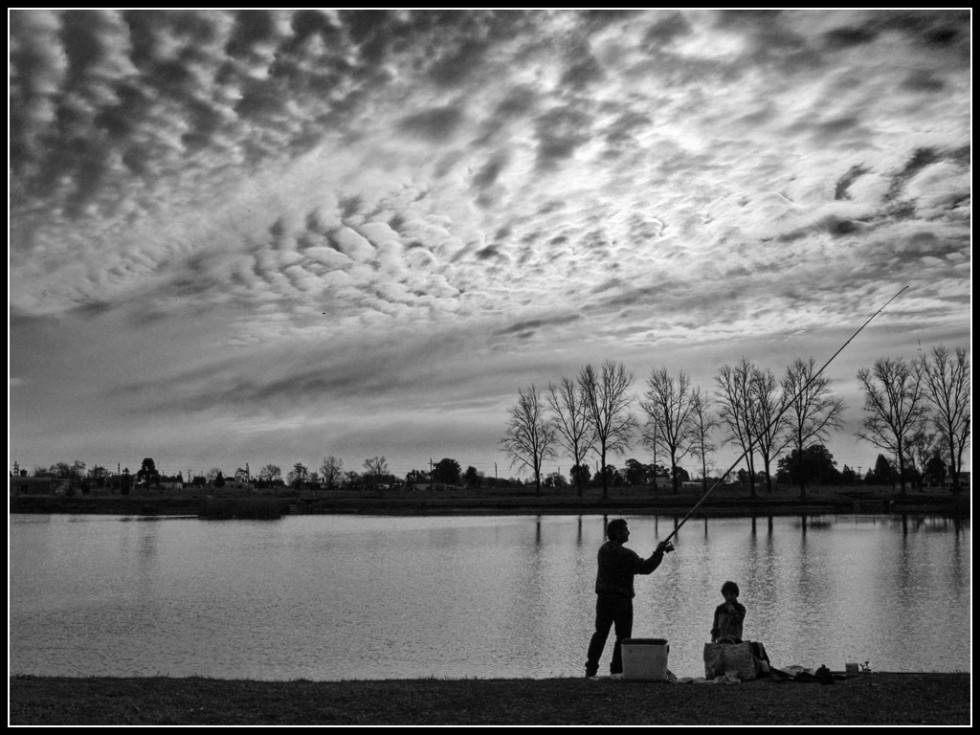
621;638;669;681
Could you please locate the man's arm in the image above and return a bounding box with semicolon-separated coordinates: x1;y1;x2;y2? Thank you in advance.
637;540;673;574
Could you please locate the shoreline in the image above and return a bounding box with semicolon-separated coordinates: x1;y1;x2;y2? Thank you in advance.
9;488;970;519
9;673;972;725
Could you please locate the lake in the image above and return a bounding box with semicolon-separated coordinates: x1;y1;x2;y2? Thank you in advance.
9;513;970;681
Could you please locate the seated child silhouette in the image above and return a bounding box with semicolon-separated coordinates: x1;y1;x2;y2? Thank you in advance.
710;580;746;644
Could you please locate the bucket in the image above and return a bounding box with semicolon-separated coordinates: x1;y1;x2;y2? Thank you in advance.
621;638;669;681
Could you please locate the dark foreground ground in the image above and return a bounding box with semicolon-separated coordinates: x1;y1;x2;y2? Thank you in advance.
8;673;971;725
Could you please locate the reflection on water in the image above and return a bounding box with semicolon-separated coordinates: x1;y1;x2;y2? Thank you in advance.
9;513;970;681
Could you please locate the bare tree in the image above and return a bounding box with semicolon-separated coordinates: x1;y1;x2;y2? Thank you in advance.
905;429;940;491
750;366;791;494
641;368;697;494
920;345;970;489
547;376;596;497
716;358;760;498
782;357;845;499
502;385;557;496
259;464;281;484
288;462;309;487
578;361;638;500
689;388;720;493
319;456;344;489
71;459;87;483
857;357;928;494
363;456;388;489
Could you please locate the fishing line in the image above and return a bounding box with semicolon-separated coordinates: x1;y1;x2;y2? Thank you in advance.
662;284;910;545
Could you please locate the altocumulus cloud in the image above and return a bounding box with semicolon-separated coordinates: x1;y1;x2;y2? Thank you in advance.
9;9;971;473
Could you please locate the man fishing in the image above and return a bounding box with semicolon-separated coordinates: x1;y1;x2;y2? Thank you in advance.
581;287;907;681
585;518;673;679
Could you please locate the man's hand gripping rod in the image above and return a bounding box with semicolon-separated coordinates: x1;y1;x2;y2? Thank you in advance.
661;285;909;547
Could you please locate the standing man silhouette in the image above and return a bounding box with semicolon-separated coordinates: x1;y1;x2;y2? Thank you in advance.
585;518;673;678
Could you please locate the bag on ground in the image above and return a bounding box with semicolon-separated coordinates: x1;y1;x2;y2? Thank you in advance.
703;642;757;681
750;641;771;677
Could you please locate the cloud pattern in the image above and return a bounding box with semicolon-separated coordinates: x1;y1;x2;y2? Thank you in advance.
9;9;971;471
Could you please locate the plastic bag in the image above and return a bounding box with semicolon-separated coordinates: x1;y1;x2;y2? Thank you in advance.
750;641;771;677
703;642;756;681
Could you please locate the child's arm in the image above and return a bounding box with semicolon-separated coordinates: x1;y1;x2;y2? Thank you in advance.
731;602;746;622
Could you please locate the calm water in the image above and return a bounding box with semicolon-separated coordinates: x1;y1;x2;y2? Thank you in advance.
9;513;971;681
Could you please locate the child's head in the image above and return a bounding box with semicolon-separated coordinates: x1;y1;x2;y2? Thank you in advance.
721;580;740;600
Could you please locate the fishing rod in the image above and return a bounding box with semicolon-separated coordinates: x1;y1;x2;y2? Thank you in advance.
662;284;909;545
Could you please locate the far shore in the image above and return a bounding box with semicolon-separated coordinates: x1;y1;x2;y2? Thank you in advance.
8;672;971;725
9;482;970;519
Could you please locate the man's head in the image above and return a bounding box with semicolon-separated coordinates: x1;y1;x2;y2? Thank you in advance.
606;518;629;542
721;580;740;600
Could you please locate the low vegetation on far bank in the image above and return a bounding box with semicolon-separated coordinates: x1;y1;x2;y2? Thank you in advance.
9;480;970;519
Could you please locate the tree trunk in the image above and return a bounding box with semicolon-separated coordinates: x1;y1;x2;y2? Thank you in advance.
600;445;608;500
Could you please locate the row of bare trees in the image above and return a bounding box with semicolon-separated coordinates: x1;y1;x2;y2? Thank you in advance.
501;345;970;499
252;456;380;489
710;357;847;499
857;345;970;493
501;362;638;499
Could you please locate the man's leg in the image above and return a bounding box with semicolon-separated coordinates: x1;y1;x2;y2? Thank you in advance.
609;598;634;675
585;596;615;677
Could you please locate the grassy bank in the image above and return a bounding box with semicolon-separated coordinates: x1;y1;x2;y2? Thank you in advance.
8;673;971;725
9;483;970;518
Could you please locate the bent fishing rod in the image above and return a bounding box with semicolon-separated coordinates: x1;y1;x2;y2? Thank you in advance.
661;284;909;546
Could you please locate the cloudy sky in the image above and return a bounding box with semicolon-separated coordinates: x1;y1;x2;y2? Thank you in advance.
9;9;971;481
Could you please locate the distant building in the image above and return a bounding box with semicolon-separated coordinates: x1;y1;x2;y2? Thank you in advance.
949;471;971;490
9;476;69;496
